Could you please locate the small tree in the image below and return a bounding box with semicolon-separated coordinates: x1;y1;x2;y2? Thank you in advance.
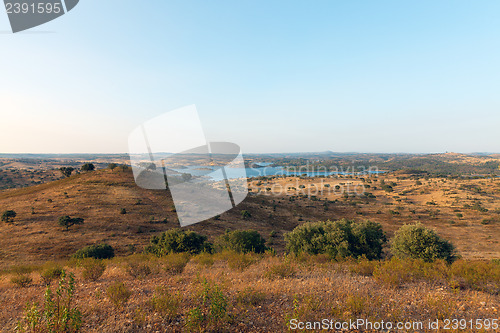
107;163;118;170
58;216;84;231
1;210;16;223
391;223;457;263
241;210;251;220
59;167;74;178
81;163;95;172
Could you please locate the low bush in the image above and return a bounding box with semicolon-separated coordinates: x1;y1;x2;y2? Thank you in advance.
145;229;212;256
81;258;106;282
162;253;191;275
11;274;32;288
391;223;457;263
448;260;500;293
40;263;64;285
264;261;296;279
107;282;132;308
73;243;115;259
373;258;448;287
214;230;267;253
226;252;260;271
193;253;215;267
127;261;152;280
149;287;181;320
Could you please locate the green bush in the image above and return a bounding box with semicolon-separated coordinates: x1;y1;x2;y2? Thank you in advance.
145;229;212;255
391;223;457;263
284;219;386;260
73;243;114;259
214;230;267;253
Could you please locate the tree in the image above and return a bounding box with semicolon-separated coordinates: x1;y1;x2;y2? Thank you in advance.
145;229;212;256
59;167;74;178
108;163;118;170
58;216;84;231
215;230;267;253
1;210;16;223
81;163;95;172
285;219;387;260
391;223;457;263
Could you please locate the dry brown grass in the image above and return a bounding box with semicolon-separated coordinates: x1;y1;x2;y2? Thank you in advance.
0;254;498;332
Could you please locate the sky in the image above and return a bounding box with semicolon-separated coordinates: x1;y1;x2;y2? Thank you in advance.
0;1;499;154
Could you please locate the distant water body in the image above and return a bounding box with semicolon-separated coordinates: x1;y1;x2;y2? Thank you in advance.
172;164;385;182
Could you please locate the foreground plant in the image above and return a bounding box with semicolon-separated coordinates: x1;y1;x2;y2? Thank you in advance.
16;270;82;333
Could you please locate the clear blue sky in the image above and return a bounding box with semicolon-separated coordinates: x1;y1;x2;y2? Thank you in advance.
1;1;499;154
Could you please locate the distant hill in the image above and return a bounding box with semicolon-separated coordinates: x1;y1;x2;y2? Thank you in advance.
0;169;293;269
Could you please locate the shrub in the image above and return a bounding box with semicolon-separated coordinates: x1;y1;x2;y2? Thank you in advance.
214;230;267;253
120;208;127;214
285;219;386;260
11;274;32;288
163;253;191;275
382;185;393;192
240;210;251;219
127;261;152;279
373;257;448;287
107;282;132;308
40;263;64;285
73;243;114;259
448;260;500;293
1;210;16;223
193;253;214;267
348;259;378;277
226;252;260;270
145;229;212;256
81;259;106;281
391;223;457;263
16;271;82;332
264;261;296;279
149;287;181;320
